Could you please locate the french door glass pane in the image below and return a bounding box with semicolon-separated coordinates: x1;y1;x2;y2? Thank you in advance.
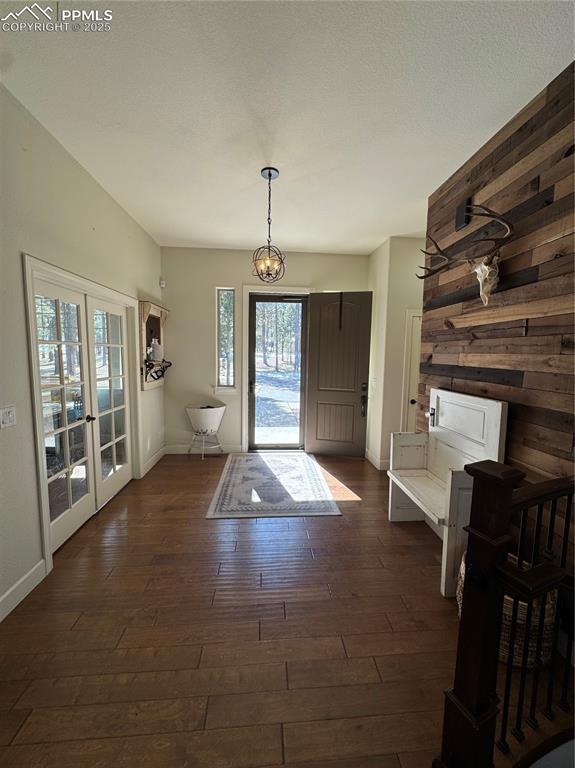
94;310;108;342
112;377;124;407
35;297;58;340
101;446;114;479
65;386;84;423
45;433;65;477
99;412;113;446
62;344;82;383
42;388;63;432
61;302;79;341
109;314;122;344
71;462;88;504
48;473;69;521
68;425;86;464
110;347;122;376
114;408;125;439
95;346;109;378
39;344;61;385
97;380;111;412
115;439;126;470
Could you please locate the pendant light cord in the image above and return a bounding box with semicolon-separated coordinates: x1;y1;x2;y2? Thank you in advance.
267;170;272;247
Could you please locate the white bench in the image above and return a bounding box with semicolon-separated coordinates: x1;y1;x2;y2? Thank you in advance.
387;388;507;597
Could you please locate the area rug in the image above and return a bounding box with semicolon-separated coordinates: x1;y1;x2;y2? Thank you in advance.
206;451;341;518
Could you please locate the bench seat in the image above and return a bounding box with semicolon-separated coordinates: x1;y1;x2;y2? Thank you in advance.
387;388;508;597
387;469;446;526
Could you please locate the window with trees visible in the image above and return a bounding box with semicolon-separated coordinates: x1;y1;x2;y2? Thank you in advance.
217;288;235;387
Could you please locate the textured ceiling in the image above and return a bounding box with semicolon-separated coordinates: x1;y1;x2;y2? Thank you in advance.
1;1;573;253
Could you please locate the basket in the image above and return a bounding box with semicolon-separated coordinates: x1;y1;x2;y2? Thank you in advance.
456;552;557;669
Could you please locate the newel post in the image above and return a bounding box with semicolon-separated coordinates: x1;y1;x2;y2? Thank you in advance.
433;460;525;768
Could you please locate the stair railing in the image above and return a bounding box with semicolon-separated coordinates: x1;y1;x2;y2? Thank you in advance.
433;459;574;768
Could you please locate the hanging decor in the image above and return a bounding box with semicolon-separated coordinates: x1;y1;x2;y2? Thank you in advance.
252;166;286;283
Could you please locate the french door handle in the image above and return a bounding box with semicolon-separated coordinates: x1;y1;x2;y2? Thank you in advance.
361;394;368;417
86;415;96;422
249;381;255;394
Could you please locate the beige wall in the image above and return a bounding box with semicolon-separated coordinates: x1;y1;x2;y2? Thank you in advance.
366;237;424;469
161;247;370;452
0;86;163;614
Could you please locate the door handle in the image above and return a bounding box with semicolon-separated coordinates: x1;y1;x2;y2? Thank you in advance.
425;407;435;427
249;381;255;394
361;394;368;418
410;399;417;405
86;415;96;422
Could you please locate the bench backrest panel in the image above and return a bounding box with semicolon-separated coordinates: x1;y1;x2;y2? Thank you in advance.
428;388;508;482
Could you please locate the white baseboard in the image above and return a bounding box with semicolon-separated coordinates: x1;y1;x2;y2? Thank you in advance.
0;559;46;622
165;443;242;455
139;446;166;477
366;449;389;471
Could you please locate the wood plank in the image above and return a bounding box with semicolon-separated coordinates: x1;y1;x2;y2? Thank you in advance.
459;353;573;374
284;710;443;763
287;658;380;689
451;378;573;415
14;698;207;744
0;725;283;767
344;630;458;658
375;651;455;682
0;709;30;746
15;664;287;709
200;636;347;668
205;679;448;729
0;645;203;681
446;294;573;328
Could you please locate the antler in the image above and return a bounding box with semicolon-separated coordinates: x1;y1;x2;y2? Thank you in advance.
416;234;467;279
464;204;513;264
416;204;514;279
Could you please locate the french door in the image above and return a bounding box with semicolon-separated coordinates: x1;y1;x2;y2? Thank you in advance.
32;282;132;552
87;297;132;506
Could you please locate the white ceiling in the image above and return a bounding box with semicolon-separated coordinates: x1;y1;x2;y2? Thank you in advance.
1;1;573;253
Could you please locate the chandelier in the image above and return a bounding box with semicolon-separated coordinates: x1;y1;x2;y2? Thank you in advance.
252;167;286;283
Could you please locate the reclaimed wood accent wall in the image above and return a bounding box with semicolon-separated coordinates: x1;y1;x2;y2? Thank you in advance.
418;62;574;481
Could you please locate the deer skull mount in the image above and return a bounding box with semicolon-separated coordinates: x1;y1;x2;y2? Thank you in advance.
417;204;514;306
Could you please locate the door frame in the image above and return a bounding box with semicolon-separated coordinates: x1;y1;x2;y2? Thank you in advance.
23;253;143;574
400;308;422;432
247;293;308;451
241;284;309;452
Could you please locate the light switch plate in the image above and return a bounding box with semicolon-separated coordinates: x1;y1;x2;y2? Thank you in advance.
0;406;16;428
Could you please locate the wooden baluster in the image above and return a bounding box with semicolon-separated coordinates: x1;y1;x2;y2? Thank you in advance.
531;503;544;566
433;460;525;768
543;594;563;721
558;578;574;713
543;499;558;561
526;592;549;730
559;493;573;569
516;508;528;570
497;596;519;754
511;597;533;742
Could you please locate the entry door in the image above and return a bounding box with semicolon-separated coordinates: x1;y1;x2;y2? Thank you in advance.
33;280;97;551
305;292;372;456
87;297;132;506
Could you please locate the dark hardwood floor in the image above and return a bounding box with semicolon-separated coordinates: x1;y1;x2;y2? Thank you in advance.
0;455;458;767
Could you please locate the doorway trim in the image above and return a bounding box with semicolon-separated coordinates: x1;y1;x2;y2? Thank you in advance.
241;284;310;452
23;253;143;574
400;308;422;432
